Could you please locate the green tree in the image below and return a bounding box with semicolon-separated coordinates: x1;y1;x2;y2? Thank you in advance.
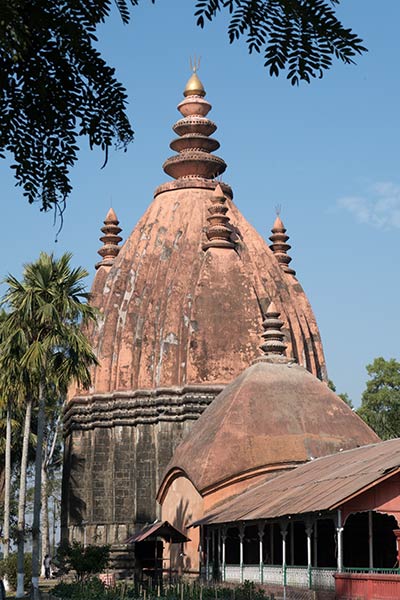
0;252;98;599
327;378;353;409
1;0;365;212
0;318;34;598
357;357;400;440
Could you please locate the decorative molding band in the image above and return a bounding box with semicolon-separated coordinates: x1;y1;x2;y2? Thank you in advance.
64;384;224;435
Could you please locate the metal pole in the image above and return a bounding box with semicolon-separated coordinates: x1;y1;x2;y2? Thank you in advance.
336;509;344;573
368;511;374;570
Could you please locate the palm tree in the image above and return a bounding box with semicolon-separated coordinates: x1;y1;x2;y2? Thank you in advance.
1;252;98;598
0;319;34;598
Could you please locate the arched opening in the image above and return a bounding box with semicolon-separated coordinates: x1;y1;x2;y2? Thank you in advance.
344;512;397;568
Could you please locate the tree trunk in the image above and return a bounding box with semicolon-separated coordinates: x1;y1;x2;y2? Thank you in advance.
31;380;46;600
16;397;33;598
3;400;11;559
40;461;49;577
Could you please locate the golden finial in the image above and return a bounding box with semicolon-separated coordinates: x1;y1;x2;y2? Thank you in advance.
184;56;206;97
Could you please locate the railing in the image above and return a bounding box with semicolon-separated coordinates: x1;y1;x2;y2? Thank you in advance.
222;564;335;590
343;566;400;575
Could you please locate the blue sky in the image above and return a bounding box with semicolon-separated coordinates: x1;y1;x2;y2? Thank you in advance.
1;0;399;406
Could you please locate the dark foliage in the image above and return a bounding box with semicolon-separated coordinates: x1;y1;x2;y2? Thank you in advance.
53;579;268;600
0;0;365;213
0;553;32;590
0;0;135;212
55;540;110;581
195;0;366;85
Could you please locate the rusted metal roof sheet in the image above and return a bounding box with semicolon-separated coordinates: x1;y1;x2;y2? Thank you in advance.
194;438;400;525
125;521;190;543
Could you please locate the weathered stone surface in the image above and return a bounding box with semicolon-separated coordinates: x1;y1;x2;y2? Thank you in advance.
62;74;327;557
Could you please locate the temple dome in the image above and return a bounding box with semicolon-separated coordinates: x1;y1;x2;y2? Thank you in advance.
159;360;380;496
83;75;327;394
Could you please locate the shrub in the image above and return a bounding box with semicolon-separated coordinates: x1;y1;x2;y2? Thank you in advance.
0;552;32;591
55;541;111;581
53;578;120;600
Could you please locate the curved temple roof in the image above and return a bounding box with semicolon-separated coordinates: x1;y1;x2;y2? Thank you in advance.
160;360;379;495
77;73;327;397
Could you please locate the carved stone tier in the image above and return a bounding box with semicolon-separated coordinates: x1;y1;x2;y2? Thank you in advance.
162;73;227;183
64;384;224;434
269;215;296;276
96;208;123;270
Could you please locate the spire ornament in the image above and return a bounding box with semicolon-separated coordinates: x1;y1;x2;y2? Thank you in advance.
260;302;288;357
269;211;296;276
163;68;226;181
95;208;123;270
203;184;235;250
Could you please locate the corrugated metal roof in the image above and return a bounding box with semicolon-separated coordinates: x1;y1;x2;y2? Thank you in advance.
125;521;190;543
193;438;400;526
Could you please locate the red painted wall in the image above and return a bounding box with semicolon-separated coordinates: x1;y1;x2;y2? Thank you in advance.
335;572;400;600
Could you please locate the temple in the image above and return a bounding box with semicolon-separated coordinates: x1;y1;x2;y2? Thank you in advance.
62;71;400;599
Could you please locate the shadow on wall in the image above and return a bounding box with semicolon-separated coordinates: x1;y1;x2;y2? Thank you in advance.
172;499;192;572
61;442;87;536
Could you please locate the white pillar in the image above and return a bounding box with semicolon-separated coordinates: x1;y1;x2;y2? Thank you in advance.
281;522;288;587
221;528;226;582
368;511;374;570
258;522;265;584
336;509;344;573
239;524;245;583
305;521;313;589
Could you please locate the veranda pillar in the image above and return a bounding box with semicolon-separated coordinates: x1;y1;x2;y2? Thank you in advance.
368;511;374;569
258;522;265;583
239;524;245;583
281;522;288;587
393;528;400;566
336;509;344;573
221;528;226;582
305;521;313;589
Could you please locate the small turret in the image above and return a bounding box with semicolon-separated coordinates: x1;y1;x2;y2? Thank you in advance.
269;213;296;276
95;208;123;270
260;301;288;357
203;184;235;250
